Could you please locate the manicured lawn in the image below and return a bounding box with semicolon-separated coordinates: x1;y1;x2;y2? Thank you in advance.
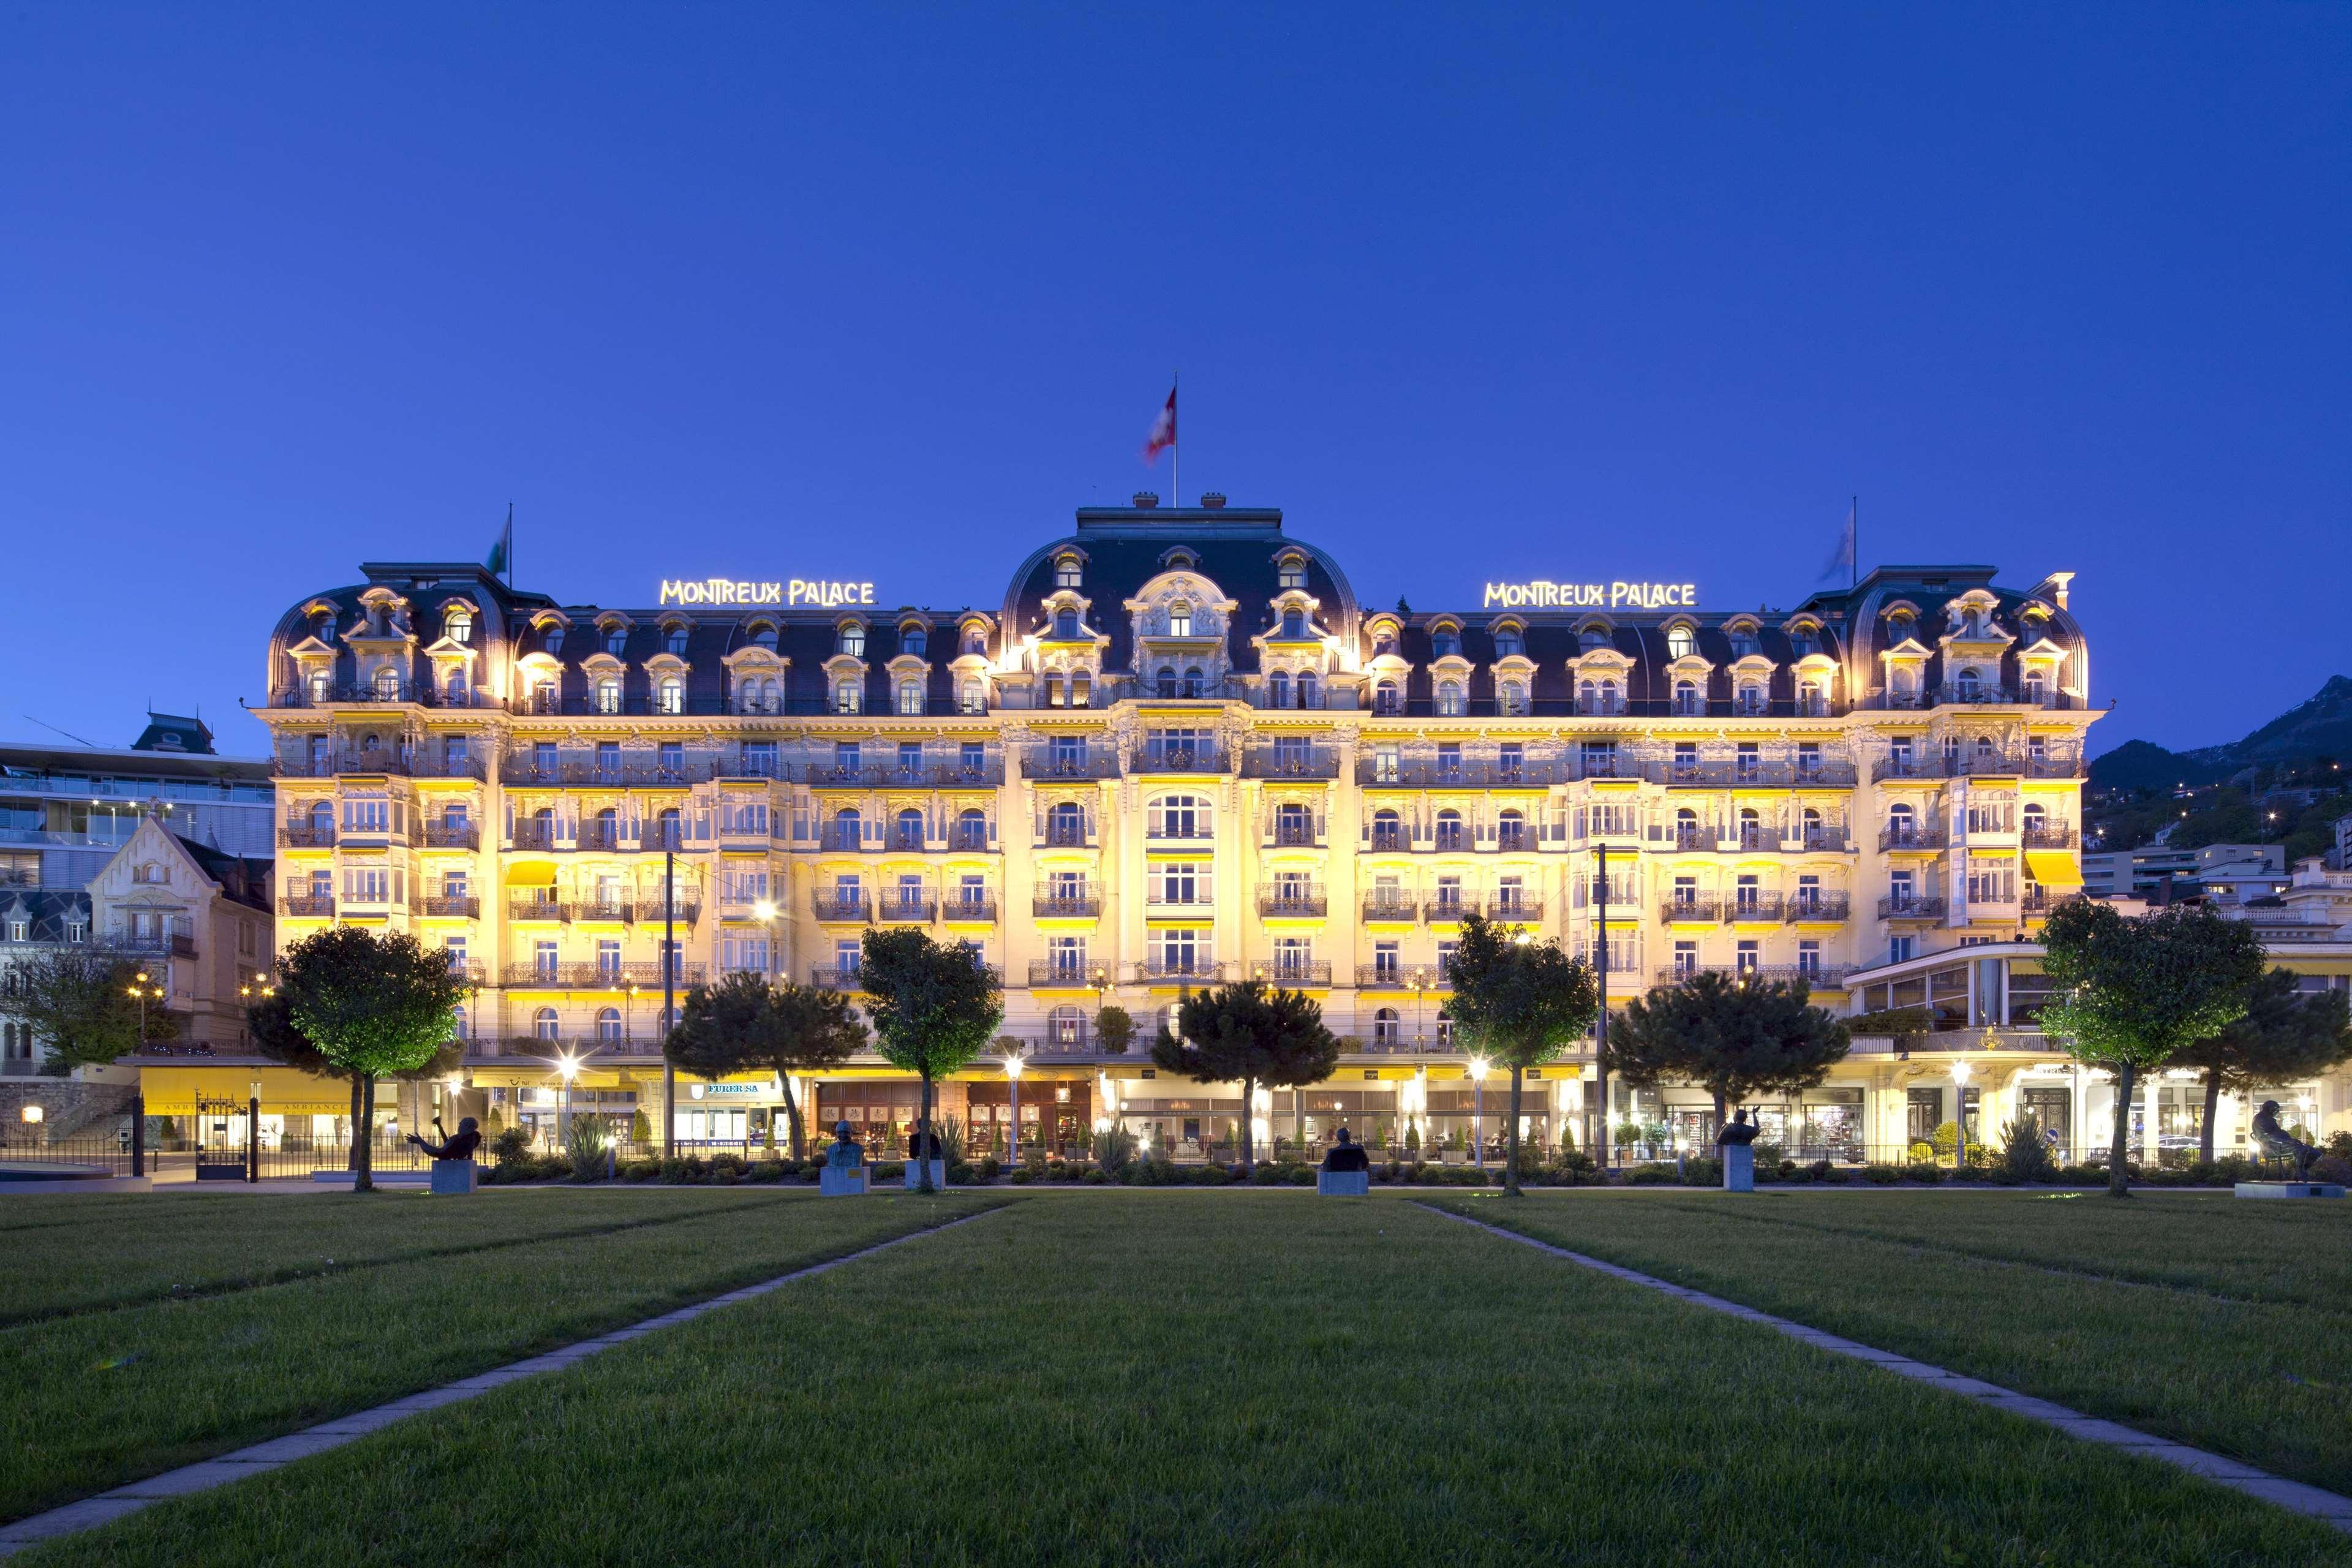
21;1193;2348;1567
0;1189;993;1523
1423;1188;2352;1494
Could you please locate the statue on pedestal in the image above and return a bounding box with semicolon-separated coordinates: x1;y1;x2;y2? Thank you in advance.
1715;1109;1759;1147
406;1116;481;1163
824;1120;865;1169
2250;1101;2318;1180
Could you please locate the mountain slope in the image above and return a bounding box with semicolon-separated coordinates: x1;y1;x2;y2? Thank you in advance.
2090;676;2352;791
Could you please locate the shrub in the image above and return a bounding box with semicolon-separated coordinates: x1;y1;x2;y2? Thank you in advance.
2312;1155;2352;1186
1678;1156;1722;1186
873;1161;905;1182
1191;1163;1231;1185
1625;1163;1675;1185
1250;1163;1286;1186
491;1126;533;1165
1081;1167;1110;1185
748;1158;788;1183
976;1156;1002;1182
1291;1166;1316;1185
1904;1161;1945;1185
948;1162;976;1186
1998;1114;2058;1183
1806;1159;1836;1183
566;1116;612;1182
619;1158;660;1182
1008;1168;1034;1185
1862;1163;1902;1185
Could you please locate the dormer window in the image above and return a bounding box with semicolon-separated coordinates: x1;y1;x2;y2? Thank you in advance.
1666;626;1695;659
1169;606;1193;638
1727;625;1760;658
961;624;987;655
1493;626;1523;657
1280;609;1307;639
747;623;775;652
541;625;564;655
1054;609;1081;640
1431;626;1460;658
839;624;865;658
1277;556;1306;590
1887;611;1915;643
901;626;927;658
1054;555;1083;589
443;608;473;644
603;626;627;656
666;625;692;656
1580;628;1610;652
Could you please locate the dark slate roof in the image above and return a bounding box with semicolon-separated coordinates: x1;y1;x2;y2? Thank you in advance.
132;713;216;755
176;837;273;913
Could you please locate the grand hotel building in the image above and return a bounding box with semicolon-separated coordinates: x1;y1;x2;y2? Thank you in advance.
221;497;2160;1163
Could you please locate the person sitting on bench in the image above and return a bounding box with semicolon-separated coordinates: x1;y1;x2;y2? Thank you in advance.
1321;1127;1371;1173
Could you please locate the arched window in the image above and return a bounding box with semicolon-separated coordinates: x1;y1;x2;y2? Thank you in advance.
450;1004;468;1041
1276;802;1312;843
307;668;332;704
959;678;985;714
1798;679;1823;715
1955;666;1983;701
962;624;988;655
1054;609;1081;640
1183;667;1205;699
1738;806;1762;848
1431;626;1459;657
1374;679;1400;715
595;1008;622;1042
1497;809;1526;850
895;809;924;850
540;625;565;655
761;678;782;714
1280;609;1307;639
1728;626;1760;658
955;809;987;850
1155;794;1203;837
832;808;863;848
1667;625;1696;659
1054;554;1082;589
839;624;866;658
532;805;556;832
2022;802;2048;838
595;677;622;715
1370;809;1403;850
445;668;469;705
1493;625;1523;657
308;800;333;834
1277;555;1306;590
897;680;922;715
1049;801;1085;843
603;626;627;655
2024;669;2048;706
1297;672;1320;709
1499;680;1526;716
1050;1006;1085;1045
1580;627;1610;652
1578;679;1596;713
1673;679;1700;716
1373;1007;1401;1044
1435;809;1464;851
902;626;927;658
656;807;683;846
1157;666;1177;698
1888;802;1916;843
595;806;620;842
1267;671;1291;709
1599;678;1621;714
834;679;861;714
1436;680;1464;717
650;676;679;715
1675;806;1699;845
374;666;402;699
533;1007;560;1041
443;608;472;644
1167;605;1193;638
1735;682;1763;715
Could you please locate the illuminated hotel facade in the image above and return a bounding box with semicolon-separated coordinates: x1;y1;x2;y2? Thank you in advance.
190;497;2339;1163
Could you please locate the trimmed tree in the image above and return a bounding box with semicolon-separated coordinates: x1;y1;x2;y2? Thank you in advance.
1152;980;1341;1173
1444;914;1600;1196
856;929;1002;1191
4;949;178;1071
248;987;464;1169
663;971;867;1159
2171;968;2352;1164
277;926;468;1192
1613;969;1852;1133
2038;900;2265;1197
1095;1005;1136;1056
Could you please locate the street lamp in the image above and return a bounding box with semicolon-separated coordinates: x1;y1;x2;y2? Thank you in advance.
1002;1046;1027;1163
1469;1055;1490;1167
1950;1058;1973;1171
126;971;164;1044
555;1050;581;1148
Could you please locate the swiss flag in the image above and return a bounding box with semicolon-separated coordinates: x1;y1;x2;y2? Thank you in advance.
1142;385;1177;461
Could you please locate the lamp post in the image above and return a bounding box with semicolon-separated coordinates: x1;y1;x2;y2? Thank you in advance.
126;971;164;1043
1003;1047;1027;1163
556;1050;580;1150
1409;970;1430;1050
1950;1058;1973;1171
1469;1055;1490;1167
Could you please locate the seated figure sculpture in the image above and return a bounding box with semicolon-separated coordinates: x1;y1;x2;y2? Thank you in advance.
2250;1100;2318;1179
1716;1109;1760;1147
824;1120;865;1169
1321;1127;1371;1173
405;1115;481;1163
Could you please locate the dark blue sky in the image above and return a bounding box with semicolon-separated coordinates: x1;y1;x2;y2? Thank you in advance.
4;5;2343;756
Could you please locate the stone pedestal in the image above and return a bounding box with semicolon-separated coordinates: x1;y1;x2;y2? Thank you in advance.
1316;1170;1370;1197
1722;1144;1754;1193
820;1166;867;1197
429;1159;478;1196
903;1159;949;1191
2235;1181;2345;1199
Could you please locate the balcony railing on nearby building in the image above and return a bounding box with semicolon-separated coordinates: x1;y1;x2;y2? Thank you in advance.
508;893;568;921
500;962;707;989
804;761;1006;788
1486;897;1543;922
1353;964;1453;992
1258;885;1327;918
573;899;630;922
876;894;936;923
2020;823;2078;850
1262;816;1327;848
1361;895;1419;922
281;895;336;918
1651;963;1855;988
509;822;559;851
1126;960;1228;985
1028;960;1106;988
941;894;997;921
809;967;862;991
1020;748;1122;780
279;824;336;848
575;823;625;851
274;750;413;778
417;894;480;919
1355;758;1569;788
498;759;720;788
1033;890;1101;919
1240;746;1341;781
1423;897;1472;924
1134;745;1226;775
421;822;480;850
1659;899;1722;925
1785;894;1851;922
1725;895;1784;923
409;753;487;781
1879;824;1947;851
1649;760;1860;789
1250;960;1333;986
1879;895;1948;921
811;891;873;922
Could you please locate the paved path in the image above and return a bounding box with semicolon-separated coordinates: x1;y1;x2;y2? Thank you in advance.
0;1207;999;1559
1424;1204;2352;1535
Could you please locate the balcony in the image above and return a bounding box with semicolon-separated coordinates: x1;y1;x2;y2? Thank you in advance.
1787;829;1852;853
1241;745;1340;781
1423;898;1472;924
1029;960;1105;989
2024;752;2087;780
420;823;480;851
1258;885;1328;918
1879;895;1948;921
1878;825;1946;852
876;894;937;923
281;895;336;918
2020;823;2078;850
279;824;336;848
639;825;687;853
507;894;569;921
1036;821;1096;849
808;967;864;992
1652;760;1860;789
1033;891;1101;919
1361;895;1419;922
1651;963;1855;989
948;826;995;853
816;825;867;852
575;823;625;852
274;750;412;778
1148;820;1216;843
1134;744;1226;775
509;822;559;852
1659;899;1722;924
1353;964;1452;992
409;753;486;782
941;894;998;922
417;895;480;919
1262;817;1327;848
811;891;873;922
1145;890;1213;913
497;759;719;788
500;962;708;990
1021;748;1121;781
573;899;630;922
1725;895;1785;923
1785;894;1852;923
1485;897;1544;922
1871;756;1945;783
1127;960;1229;986
1250;960;1333;987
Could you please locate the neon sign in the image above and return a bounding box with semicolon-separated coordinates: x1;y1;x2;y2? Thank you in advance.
658;579;876;608
1481;580;1698;610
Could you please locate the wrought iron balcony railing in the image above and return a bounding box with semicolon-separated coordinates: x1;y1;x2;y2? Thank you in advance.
1257;885;1328;918
1249;960;1333;986
1033;891;1101;919
1879;895;1948;921
811;891;873;922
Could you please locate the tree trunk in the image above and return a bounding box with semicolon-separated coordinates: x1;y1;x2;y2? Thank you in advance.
346;1077;363;1172
780;1072;805;1161
1712;1088;1727;1137
1505;1066;1525;1196
2199;1068;2222;1167
355;1076;377;1193
1240;1075;1256;1172
2106;1061;2135;1199
916;1074;936;1193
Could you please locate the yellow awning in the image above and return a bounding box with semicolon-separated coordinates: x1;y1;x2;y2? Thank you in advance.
505;862;557;887
137;1065;356;1114
2024;848;2084;886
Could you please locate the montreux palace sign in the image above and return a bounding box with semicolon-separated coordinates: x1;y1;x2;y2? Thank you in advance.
1481;579;1698;609
658;578;875;608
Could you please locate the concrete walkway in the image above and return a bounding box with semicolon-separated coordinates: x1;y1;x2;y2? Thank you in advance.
0;1207;998;1559
1425;1204;2352;1535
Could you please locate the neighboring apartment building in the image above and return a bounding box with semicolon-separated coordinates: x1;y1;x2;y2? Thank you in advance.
2081;842;2286;904
172;497;2134;1161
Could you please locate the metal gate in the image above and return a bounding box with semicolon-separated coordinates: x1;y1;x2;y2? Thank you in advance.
194;1096;249;1181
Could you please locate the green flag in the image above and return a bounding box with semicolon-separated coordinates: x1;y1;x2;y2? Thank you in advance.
486;505;511;578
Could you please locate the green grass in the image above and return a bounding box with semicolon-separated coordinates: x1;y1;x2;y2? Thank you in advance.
0;1189;994;1522
1422;1188;2352;1493
21;1193;2350;1567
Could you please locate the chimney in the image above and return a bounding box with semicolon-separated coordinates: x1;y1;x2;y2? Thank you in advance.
1131;491;1159;509
1199;492;1226;510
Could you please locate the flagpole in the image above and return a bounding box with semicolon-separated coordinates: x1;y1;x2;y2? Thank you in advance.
1850;496;1858;589
1172;369;1179;507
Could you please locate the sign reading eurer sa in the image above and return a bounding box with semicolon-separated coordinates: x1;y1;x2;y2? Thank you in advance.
1482;580;1698;610
658;578;876;608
